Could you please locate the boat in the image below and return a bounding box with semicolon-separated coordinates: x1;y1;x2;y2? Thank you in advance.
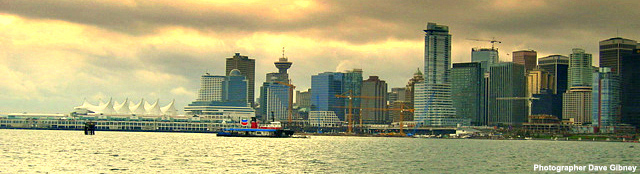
216;117;294;138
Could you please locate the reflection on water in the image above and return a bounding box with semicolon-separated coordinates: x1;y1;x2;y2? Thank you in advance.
0;129;638;173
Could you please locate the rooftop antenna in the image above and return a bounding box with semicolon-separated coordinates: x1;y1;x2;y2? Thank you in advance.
282;47;285;58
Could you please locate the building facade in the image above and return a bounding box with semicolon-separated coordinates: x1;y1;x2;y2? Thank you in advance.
311;72;345;121
568;48;593;87
226;53;256;107
563;48;594;125
361;76;388;124
471;48;499;71
343;69;363;121
196;74;225;102
488;62;527;125
512;50;537;72
414;22;458;126
452;62;485;126
592;67;620;127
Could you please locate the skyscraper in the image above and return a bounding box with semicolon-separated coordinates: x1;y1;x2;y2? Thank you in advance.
592;67;620;128
488;62;527;125
414;22;458;126
568;48;593;87
405;68;424;121
223;69;248;105
472;48;499;71
563;48;593;125
311;72;345;120
361;76;388;124
599;37;637;74
226;53;256;107
538;55;569;94
343;69;363;120
620;48;640;127
259;53;293;122
452;62;485;126
196;73;225;102
600;37;640;127
512;50;537;72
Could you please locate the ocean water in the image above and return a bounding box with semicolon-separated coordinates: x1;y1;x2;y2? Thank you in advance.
0;129;638;173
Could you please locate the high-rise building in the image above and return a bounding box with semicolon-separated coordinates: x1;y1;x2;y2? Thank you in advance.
599;37;637;74
452;62;485;126
538;55;569;94
620;48;640;127
361;76;388;124
414;22;459;126
527;69;554;95
343;69;363;120
472;48;499;71
388;87;407;103
226;53;256;107
259;82;290;122
563;48;593;125
592;67;620;128
295;89;311;109
223;69;248;105
405;68;424;121
568;48;593;87
259;53;294;122
512;50;537;72
311;72;345;120
488;62;527;125
196;73;225;102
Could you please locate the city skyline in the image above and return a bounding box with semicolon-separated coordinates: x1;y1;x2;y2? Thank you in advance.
1;0;640;113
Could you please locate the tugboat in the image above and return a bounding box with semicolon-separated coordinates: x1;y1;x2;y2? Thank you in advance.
216;117;294;138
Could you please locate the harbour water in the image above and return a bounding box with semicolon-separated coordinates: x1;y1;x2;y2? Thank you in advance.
1;129;638;173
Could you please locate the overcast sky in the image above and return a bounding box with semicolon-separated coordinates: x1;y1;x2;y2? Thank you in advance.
0;0;639;114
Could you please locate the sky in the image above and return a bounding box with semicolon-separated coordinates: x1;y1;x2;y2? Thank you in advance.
0;0;639;114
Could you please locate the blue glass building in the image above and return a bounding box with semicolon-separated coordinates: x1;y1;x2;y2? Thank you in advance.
311;72;345;121
592;67;620;127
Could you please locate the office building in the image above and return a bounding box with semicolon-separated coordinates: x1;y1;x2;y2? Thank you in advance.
226;53;256;107
311;72;345;120
592;67;620;127
620;48;640;127
414;22;459;126
343;69;363;120
388;87;407;104
538;55;569;94
259;54;294;122
488;62;527;125
361;76;388;124
568;48;593;87
599;37;637;74
563;48;593;125
405;68;424;122
296;89;311;109
471;48;499;71
452;62;485;126
196;73;225;102
512;50;537;72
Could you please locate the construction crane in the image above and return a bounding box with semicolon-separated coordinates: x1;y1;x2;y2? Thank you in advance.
467;37;502;50
496;96;540;116
335;90;382;134
274;81;295;127
334;103;414;135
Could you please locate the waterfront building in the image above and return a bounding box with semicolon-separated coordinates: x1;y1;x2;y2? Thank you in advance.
74;98;177;116
311;72;345;121
259;82;290;122
223;69;248;105
471;48;499;71
563;48;594;125
414;22;458;126
196;74;225;102
488;62;527;125
361;76;388;124
226;53;256;107
563;87;592;125
600;37;640;127
512;50;537;72
452;62;485;126
592;67;621;128
343;69;363;121
568;48;593;87
308;111;342;127
259;53;294;122
404;68;424;121
620;48;640;127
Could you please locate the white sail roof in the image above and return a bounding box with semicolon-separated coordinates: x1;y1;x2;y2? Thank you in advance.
75;98;177;116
